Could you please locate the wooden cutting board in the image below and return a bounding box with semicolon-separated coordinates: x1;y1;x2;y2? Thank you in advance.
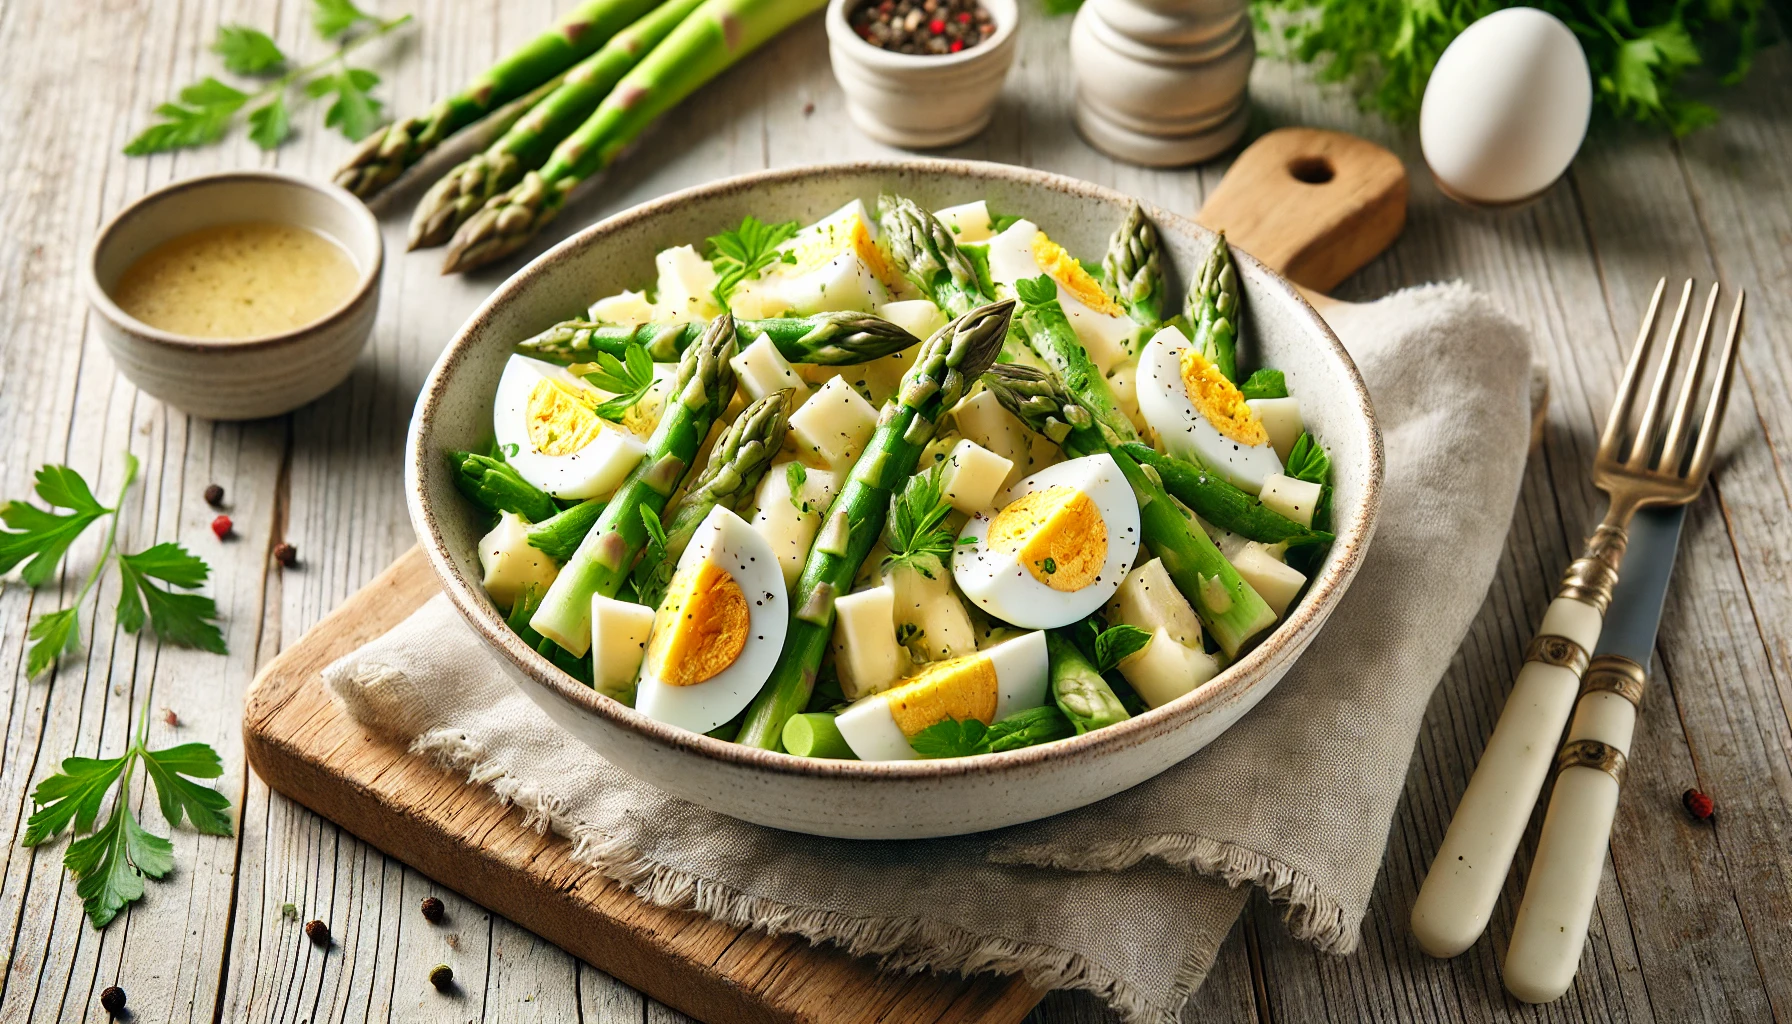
242;128;1411;1024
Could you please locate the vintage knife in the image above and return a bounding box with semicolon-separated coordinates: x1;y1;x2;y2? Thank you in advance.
1502;505;1686;1003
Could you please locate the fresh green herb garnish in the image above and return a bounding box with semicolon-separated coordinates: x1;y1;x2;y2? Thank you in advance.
1013;274;1059;308
909;717;989;758
2;456;225;678
125;0;412;155
1239;368;1288;400
448;451;559;524
706;215;801;305
1092;623;1152;672
989;211;1023;233
1284;432;1330;484
894;622;922;647
909;707;1077;757
785;462;811;513
1039;556;1057;575
881;465;957;578
580;341;658;422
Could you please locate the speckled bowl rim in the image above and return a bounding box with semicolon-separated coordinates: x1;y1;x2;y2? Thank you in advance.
408;158;1384;784
82;169;384;352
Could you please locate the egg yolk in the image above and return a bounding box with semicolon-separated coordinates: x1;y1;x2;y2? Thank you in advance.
988;485;1108;592
1179;348;1267;446
525;378;606;457
1031;232;1125;317
789;214;899;291
881;653;999;735
645;560;749;686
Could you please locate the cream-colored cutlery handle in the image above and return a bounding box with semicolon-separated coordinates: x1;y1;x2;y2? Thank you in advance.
1504;657;1644;1003
1410;594;1603;959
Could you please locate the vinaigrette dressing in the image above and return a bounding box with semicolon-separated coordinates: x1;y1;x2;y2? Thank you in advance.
110;221;358;339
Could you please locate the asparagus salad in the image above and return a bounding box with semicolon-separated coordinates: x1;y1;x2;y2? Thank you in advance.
451;195;1336;761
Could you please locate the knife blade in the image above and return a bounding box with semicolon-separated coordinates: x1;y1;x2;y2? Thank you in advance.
1592;505;1686;665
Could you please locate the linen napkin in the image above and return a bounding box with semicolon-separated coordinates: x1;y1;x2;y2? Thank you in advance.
325;282;1534;1023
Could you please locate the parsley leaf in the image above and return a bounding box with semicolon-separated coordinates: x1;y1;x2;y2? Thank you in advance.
881;465;957;578
213;25;287;74
115;543;227;654
909;717;988;758
123;78;248;155
785;463;810;513
26;608;82;680
1093;624;1152;673
313;0;377;38
1239;368;1288;400
1013;273;1059;308
581;342;658;422
65;800;174;929
309;67;384;141
139;743;234;836
706;216;800;305
247;96;292;150
0;465;113;586
1284;433;1330;485
23;754;129;845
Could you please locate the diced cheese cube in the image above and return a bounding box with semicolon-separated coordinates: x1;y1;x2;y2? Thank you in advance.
1106;359;1149;435
939;439;1012;514
1247;397;1304;460
586;289;655;326
1103;558;1202;649
478;512;559;610
1229;541;1307;617
1260;473;1323;527
788;377;877;470
751;463;839;587
885;560;978;662
876;299;948;340
832;586;906;699
951;390;1035;491
653;245;721;322
934;200;995;242
723;281;790;320
590;595;655;701
729;335;808;410
1119;628;1220;708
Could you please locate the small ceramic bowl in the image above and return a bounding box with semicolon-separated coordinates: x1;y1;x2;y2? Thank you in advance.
826;0;1019;149
84;169;382;421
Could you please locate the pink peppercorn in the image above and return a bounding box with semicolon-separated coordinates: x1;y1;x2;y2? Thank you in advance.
211;515;233;540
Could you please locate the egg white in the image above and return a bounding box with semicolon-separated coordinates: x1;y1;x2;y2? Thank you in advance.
1135;326;1284;494
952;454;1141;630
983;219;1139;374
492;355;649;501
833;630;1051;761
634;507;788;735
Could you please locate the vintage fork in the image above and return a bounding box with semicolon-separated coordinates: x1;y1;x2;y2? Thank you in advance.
1410;279;1745;960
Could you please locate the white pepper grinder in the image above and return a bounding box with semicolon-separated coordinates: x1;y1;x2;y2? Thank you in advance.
1069;0;1253;166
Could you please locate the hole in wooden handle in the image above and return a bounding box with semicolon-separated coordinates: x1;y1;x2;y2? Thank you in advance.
1288;156;1335;185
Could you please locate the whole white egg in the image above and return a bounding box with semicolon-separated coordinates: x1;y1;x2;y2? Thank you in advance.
1420;8;1591;206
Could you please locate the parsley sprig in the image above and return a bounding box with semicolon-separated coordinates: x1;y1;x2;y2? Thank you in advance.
24;695;234;928
125;0;413;155
909;707;1076;757
881;465;958;578
706;216;800;306
1;455;226;679
579;341;658;422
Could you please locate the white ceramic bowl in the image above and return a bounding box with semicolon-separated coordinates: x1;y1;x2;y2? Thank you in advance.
84;170;382;421
826;0;1018;148
407;161;1382;839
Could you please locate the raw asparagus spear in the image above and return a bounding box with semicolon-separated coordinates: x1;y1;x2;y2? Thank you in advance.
408;0;705;249
1102;202;1165;330
781;713;857;759
632;388;790;608
335;0;664;199
1117;443;1333;548
448;450;559;523
1184;231;1240;382
876;194;988;317
1012;275;1139;444
981;364;1275;657
518;310;921;366
1045;630;1130;734
526;497;607;563
531;314;739;655
734;299;1015;750
442;0;827;272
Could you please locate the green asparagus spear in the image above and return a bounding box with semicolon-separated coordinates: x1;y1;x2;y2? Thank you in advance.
632;389;790;608
518;310;922;367
442;0;827;272
334;0;664;199
734;299;1015;750
982;705;1077;751
1012;275;1139;444
508;584;595;685
1102;202;1164;331
449;451;560;523
875;194;989;317
408;0;705;249
1117;443;1333;548
530;314;739;655
781;713;858;759
981;364;1275;657
526;498;607;563
1045;631;1130;734
1184;231;1240;382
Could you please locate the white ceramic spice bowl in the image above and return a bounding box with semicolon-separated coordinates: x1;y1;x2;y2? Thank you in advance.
84;169;382;421
825;0;1018;148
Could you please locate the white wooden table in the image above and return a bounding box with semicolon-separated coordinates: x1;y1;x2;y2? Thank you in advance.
1;2;1788;1021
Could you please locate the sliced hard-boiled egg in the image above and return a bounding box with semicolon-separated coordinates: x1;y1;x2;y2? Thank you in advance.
478;512;558;609
1136;326;1284;493
492;355;649;500
833;630;1049;760
735;200;899;316
634;507;787;734
984;219;1140;374
953;454;1140;629
934;200;995;242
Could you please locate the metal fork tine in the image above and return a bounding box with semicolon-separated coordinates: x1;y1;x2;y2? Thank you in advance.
1600;278;1668;462
1626;279;1694;468
1659;283;1721;472
1688;290;1745;484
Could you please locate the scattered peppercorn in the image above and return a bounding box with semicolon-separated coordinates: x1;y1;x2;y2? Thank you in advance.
162;707;179;728
273;542;298;568
100;985;127;1016
1683;787;1715;821
429;963;454;991
420;895;445;923
211;515;233;540
204;483;225;508
304;919;330;946
849;0;994;55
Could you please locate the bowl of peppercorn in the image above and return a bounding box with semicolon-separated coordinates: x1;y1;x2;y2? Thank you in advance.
827;0;1017;148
